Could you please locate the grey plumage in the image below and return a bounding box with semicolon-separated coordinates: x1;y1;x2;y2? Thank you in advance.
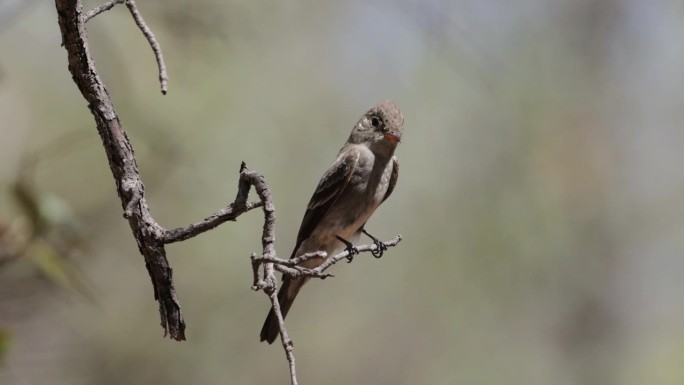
260;101;404;344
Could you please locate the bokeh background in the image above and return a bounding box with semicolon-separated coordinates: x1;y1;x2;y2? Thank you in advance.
2;0;684;384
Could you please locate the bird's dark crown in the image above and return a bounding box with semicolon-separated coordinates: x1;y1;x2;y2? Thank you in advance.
365;100;404;135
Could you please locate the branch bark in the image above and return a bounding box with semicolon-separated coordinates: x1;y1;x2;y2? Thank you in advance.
54;0;262;341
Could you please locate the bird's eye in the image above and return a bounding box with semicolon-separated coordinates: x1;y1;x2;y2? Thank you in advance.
370;116;382;128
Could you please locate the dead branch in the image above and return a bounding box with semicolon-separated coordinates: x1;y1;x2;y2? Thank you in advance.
55;0;262;341
123;0;168;94
82;0;124;22
82;0;168;94
250;234;402;385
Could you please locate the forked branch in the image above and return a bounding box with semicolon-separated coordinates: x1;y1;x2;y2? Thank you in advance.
82;0;168;94
55;0;260;340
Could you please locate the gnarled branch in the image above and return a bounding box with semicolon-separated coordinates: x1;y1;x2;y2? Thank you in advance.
55;0;261;341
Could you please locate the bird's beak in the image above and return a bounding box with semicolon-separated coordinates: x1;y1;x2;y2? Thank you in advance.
384;131;401;143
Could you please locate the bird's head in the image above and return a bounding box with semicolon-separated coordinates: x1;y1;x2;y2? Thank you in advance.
348;101;404;156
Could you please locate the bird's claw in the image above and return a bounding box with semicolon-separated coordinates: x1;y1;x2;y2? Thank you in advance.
345;245;359;263
336;235;359;263
371;239;387;258
362;229;387;258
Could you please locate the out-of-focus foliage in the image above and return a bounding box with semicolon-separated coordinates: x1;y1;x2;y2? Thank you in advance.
2;1;684;384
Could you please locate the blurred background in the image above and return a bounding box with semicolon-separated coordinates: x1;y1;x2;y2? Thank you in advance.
2;0;684;384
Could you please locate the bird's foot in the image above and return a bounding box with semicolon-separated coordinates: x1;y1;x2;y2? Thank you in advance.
362;229;388;258
336;235;359;263
371;239;388;258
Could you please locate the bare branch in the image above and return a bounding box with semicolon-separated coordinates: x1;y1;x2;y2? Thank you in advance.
83;0;125;23
124;0;168;94
54;0;261;341
84;0;168;94
312;235;402;274
236;164;298;385
163;201;263;244
257;251;327;268
269;287;298;385
255;236;402;280
250;232;403;385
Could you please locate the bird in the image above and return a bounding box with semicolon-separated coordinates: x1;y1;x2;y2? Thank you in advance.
260;100;404;344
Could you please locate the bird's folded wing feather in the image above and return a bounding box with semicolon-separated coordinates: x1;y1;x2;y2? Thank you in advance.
291;147;361;258
382;156;399;203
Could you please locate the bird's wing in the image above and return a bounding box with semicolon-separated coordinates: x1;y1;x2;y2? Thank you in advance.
382;156;399;203
291;146;361;258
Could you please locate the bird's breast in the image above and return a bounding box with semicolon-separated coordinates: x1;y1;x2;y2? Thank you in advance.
307;152;394;250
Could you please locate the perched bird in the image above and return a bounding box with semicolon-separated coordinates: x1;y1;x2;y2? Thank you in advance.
260;100;404;344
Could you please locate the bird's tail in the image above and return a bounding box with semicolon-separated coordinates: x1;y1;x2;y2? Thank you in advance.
260;277;302;344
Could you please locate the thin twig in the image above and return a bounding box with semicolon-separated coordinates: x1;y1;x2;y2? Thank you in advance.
84;0;169;93
163;201;263;244
270;287;298;385
82;0;125;23
312;235;402;275
250;234;402;385
252;236;402;279
256;251;327;267
124;0;168;94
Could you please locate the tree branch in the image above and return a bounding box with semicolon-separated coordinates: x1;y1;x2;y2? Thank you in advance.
123;0;168;94
54;0;257;341
163;201;263;244
250;231;403;385
82;0;124;22
83;0;168;94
